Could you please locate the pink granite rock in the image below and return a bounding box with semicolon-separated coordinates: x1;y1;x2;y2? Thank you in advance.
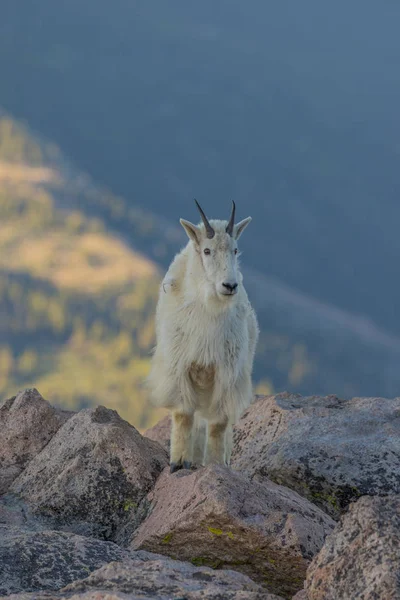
0;388;72;494
132;465;335;598
143;415;171;453
232;393;400;518
304;495;400;600
11;405;168;540
0;552;282;599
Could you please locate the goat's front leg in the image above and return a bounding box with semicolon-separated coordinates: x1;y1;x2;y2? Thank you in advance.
170;411;194;473
192;415;207;466
206;418;228;465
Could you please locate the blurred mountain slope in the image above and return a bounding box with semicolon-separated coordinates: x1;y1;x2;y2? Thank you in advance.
2;113;400;424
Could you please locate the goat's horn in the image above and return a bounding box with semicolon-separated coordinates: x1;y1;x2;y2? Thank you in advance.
226;200;236;236
194;199;215;239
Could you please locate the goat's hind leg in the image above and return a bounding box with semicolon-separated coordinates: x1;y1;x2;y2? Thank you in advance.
170;411;194;473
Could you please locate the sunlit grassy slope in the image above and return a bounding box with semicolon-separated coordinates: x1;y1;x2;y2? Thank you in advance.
0;116;168;428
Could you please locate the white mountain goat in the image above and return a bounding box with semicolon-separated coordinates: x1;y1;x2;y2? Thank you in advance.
147;200;259;472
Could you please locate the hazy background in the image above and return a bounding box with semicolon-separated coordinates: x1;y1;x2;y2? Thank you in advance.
1;1;400;428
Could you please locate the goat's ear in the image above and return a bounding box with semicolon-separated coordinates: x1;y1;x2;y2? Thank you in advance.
180;219;201;245
235;217;252;239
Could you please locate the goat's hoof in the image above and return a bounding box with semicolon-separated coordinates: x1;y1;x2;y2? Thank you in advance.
170;462;182;473
170;459;192;473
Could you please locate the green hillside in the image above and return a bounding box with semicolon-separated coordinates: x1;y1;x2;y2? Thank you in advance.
0;116;168;428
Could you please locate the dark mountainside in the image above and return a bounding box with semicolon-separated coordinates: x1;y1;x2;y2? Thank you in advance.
1;0;400;335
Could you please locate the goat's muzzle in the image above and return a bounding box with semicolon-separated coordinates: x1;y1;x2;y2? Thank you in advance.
221;282;238;296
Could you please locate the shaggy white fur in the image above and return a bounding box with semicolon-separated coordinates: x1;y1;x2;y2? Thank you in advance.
147;203;259;471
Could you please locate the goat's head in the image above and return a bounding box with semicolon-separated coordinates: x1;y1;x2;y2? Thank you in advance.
180;200;251;302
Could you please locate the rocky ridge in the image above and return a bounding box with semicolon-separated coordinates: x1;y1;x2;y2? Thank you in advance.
1;389;399;599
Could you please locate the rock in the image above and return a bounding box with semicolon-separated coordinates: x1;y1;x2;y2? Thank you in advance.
143;415;171;453
0;495;44;530
0;525;132;596
0;389;72;494
232;393;400;518
0;553;282;600
304;495;400;600
61;554;280;600
292;591;307;600
0;552;279;600
10;406;168;541
131;465;335;598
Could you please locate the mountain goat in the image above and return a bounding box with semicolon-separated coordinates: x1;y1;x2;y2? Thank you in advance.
147;200;259;472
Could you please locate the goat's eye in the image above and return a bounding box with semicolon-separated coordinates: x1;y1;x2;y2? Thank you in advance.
234;248;238;255
204;248;211;255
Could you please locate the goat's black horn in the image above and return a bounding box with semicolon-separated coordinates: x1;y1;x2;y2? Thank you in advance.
194;199;215;239
226;200;236;236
